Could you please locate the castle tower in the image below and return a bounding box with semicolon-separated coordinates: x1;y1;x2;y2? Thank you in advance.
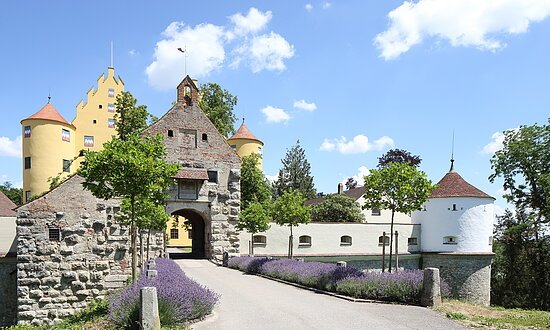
412;161;495;305
21;102;76;203
227;121;264;170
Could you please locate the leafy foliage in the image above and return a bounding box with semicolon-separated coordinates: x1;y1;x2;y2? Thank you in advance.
114;91;153;141
274;141;316;199
363;162;434;272
0;181;22;206
237;201;271;255
240;153;272;209
198;82;238;137
345;177;358;190
271;190;311;258
311;194;363;222
378;149;422;168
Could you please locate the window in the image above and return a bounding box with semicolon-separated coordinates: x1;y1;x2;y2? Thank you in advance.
184;85;191;97
253;235;267;245
48;227;61;241
62;129;70;142
372;208;381;216
230;145;237;150
378;235;389;246
443;236;458;245
84;136;94;147
108;118;115;128
207;171;218;184
408;237;418;245
24;157;31;169
488;236;493;245
24;126;31;138
340;235;352;246
452;204;457;211
258;147;263;154
108;88;115;97
25;191;31;203
98;104;103;109
202;133;208;141
168;130;174;137
178;180;198;200
298;235;312;246
62;159;71;173
93;119;97;124
108;103;115;112
170;228;179;239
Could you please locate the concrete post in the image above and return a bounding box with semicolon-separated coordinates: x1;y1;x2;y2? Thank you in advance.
147;269;158;279
140;287;161;330
421;268;441;307
336;261;347;268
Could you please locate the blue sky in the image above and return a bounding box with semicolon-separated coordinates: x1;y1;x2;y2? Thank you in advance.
1;1;549;212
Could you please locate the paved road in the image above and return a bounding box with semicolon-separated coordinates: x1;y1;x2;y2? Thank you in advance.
176;260;466;330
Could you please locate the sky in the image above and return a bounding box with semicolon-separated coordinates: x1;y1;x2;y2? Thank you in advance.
1;0;549;213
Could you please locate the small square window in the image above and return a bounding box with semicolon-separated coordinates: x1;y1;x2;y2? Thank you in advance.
253;235;267;245
207;170;218;184
25;191;31;203
443;236;458;245
48;228;61;241
98;104;103;109
108;103;115;112
372;208;381;216
93;119;97;124
108;88;115;98
408;237;418;245
298;235;311;246
62;159;71;173
108;118;115;128
84;136;94;147
168;130;174;137
62;129;70;142
24;126;31;138
452;204;457;211
378;235;389;246
170;228;179;239
24;157;31;169
340;235;352;246
202;133;208;141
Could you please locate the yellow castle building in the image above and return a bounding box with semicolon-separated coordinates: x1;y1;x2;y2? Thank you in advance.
21;67;124;202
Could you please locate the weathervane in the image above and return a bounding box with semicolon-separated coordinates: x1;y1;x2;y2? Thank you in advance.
177;46;188;76
450;129;455;172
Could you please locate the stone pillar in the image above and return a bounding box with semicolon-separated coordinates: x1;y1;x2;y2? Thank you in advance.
140;287;160;330
421;268;441;307
336;261;347;268
146;270;158;279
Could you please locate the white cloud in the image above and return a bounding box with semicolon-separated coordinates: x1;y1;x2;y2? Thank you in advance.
146;8;294;89
128;49;138;56
375;0;550;60
0;136;21;158
305;4;313;11
322;2;332;9
293;99;317;111
261;106;291;123
340;166;371;187
265;173;278;183
482;132;505;154
320;134;394;154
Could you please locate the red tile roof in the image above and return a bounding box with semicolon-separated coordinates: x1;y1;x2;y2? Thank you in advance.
22;103;72;126
431;171;494;199
173;168;209;180
305;186;365;206
0;191;16;217
227;123;262;144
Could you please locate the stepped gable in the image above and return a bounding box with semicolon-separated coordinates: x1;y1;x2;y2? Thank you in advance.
22;102;73;127
228;122;262;143
431;171;494;199
0;191;16;217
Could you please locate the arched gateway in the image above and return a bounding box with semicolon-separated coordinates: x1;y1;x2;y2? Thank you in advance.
143;75;242;262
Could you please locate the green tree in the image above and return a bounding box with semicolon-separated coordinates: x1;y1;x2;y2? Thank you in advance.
78;134;178;280
0;181;22;206
345;177;358;190
271;190;311;259
311;194;363;222
240;153;272;210
378;149;422;168
274;141;316;199
363;162;434;272
236;201;271;255
114;91;154;141
199;83;238;137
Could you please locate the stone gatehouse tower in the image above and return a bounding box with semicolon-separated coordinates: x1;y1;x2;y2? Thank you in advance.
143;76;241;261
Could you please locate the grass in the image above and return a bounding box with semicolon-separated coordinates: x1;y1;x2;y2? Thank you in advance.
435;300;550;329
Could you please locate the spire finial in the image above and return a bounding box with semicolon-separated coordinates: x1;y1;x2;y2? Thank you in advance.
450;129;455;172
48;89;51;104
242;117;245;125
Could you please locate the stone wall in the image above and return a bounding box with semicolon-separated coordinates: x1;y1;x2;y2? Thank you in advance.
0;257;17;326
16;176;164;325
422;253;493;306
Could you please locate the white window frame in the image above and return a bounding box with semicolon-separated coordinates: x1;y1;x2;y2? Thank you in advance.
298;235;312;247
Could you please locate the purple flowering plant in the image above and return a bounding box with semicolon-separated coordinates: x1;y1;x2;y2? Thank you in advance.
108;258;219;329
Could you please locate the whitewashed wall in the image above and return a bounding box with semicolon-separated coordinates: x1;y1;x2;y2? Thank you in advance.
0;217;16;256
411;197;494;253
238;222;421;256
356;196;412;224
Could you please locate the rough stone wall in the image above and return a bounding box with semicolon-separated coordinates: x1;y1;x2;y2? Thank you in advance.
0;257;17;326
422;253;493;306
16;176;165;325
144;77;241;262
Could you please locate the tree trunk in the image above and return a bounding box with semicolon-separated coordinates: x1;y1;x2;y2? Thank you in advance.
251;233;254;256
131;196;137;281
139;230;144;268
388;209;395;273
288;225;294;259
382;231;386;273
147;228;151;261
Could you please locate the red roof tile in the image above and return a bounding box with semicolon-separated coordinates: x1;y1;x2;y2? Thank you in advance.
431;171;494;199
305;186;365;206
173;168;209;180
0;191;16;217
228;123;262;144
22;103;72;126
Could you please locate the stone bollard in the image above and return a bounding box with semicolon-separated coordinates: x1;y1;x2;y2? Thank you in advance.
147;260;156;270
421;268;441;307
295;258;305;262
140;287;161;330
336;261;347;268
146;269;158;279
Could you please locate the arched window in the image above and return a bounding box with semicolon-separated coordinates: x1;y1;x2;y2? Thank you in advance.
184;85;191;97
378;235;389;246
298;235;312;246
443;236;457;245
340;235;352;246
253;235;267;245
202;133;208;141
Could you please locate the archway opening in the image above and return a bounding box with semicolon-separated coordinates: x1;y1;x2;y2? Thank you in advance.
168;209;207;259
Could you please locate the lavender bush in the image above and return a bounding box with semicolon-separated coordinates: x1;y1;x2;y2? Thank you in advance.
227;256;270;273
109;258;219;329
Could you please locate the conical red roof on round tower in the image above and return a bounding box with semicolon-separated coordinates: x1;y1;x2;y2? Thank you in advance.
22;102;72;126
228;122;263;144
431;170;494;199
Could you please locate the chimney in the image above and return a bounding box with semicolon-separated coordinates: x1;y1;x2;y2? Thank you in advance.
337;183;344;194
